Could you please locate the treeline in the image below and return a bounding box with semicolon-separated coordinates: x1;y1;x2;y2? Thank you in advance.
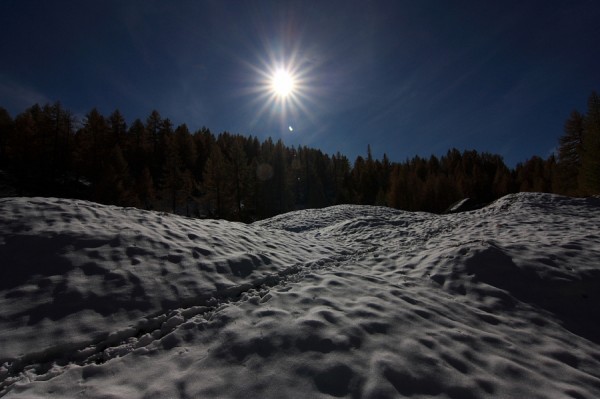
0;92;598;221
555;92;600;196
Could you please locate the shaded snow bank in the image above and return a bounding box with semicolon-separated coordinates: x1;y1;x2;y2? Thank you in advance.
1;193;600;398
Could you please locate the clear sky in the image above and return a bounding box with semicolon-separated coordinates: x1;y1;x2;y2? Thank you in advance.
1;0;599;167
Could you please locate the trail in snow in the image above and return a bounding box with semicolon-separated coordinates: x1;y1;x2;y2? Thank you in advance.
1;193;600;398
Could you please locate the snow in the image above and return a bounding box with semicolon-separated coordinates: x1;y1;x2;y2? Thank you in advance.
1;193;600;398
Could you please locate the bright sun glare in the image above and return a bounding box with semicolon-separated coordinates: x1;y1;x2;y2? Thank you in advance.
248;55;317;133
271;69;295;97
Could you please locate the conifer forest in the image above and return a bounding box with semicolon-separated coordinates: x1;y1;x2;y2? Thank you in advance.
0;91;599;222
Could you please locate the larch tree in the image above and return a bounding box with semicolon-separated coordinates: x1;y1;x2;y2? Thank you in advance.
0;107;13;168
136;166;155;210
202;143;230;218
228;138;250;219
557;110;584;195
95;145;134;206
109;110;127;148
127;119;151;180
580;92;600;194
76;108;108;184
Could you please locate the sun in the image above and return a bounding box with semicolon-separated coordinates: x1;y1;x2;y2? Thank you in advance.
271;69;295;97
244;53;319;134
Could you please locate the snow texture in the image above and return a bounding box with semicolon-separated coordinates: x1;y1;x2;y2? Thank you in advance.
1;193;600;398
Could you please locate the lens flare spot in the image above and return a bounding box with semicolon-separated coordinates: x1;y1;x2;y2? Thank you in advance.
256;163;274;181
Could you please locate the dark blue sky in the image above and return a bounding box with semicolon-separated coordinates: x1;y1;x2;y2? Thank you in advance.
1;1;599;166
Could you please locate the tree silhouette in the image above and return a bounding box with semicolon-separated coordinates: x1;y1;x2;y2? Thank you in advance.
95;145;135;206
557;110;584;195
0;107;14;168
202;143;230;218
580;92;600;194
228;137;250;219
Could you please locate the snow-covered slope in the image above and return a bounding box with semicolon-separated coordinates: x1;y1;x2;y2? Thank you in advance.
1;193;600;398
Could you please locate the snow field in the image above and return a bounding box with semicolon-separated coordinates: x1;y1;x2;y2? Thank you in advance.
1;193;600;398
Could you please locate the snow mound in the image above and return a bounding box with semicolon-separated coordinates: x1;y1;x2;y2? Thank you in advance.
2;193;600;398
255;204;409;233
0;198;341;362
